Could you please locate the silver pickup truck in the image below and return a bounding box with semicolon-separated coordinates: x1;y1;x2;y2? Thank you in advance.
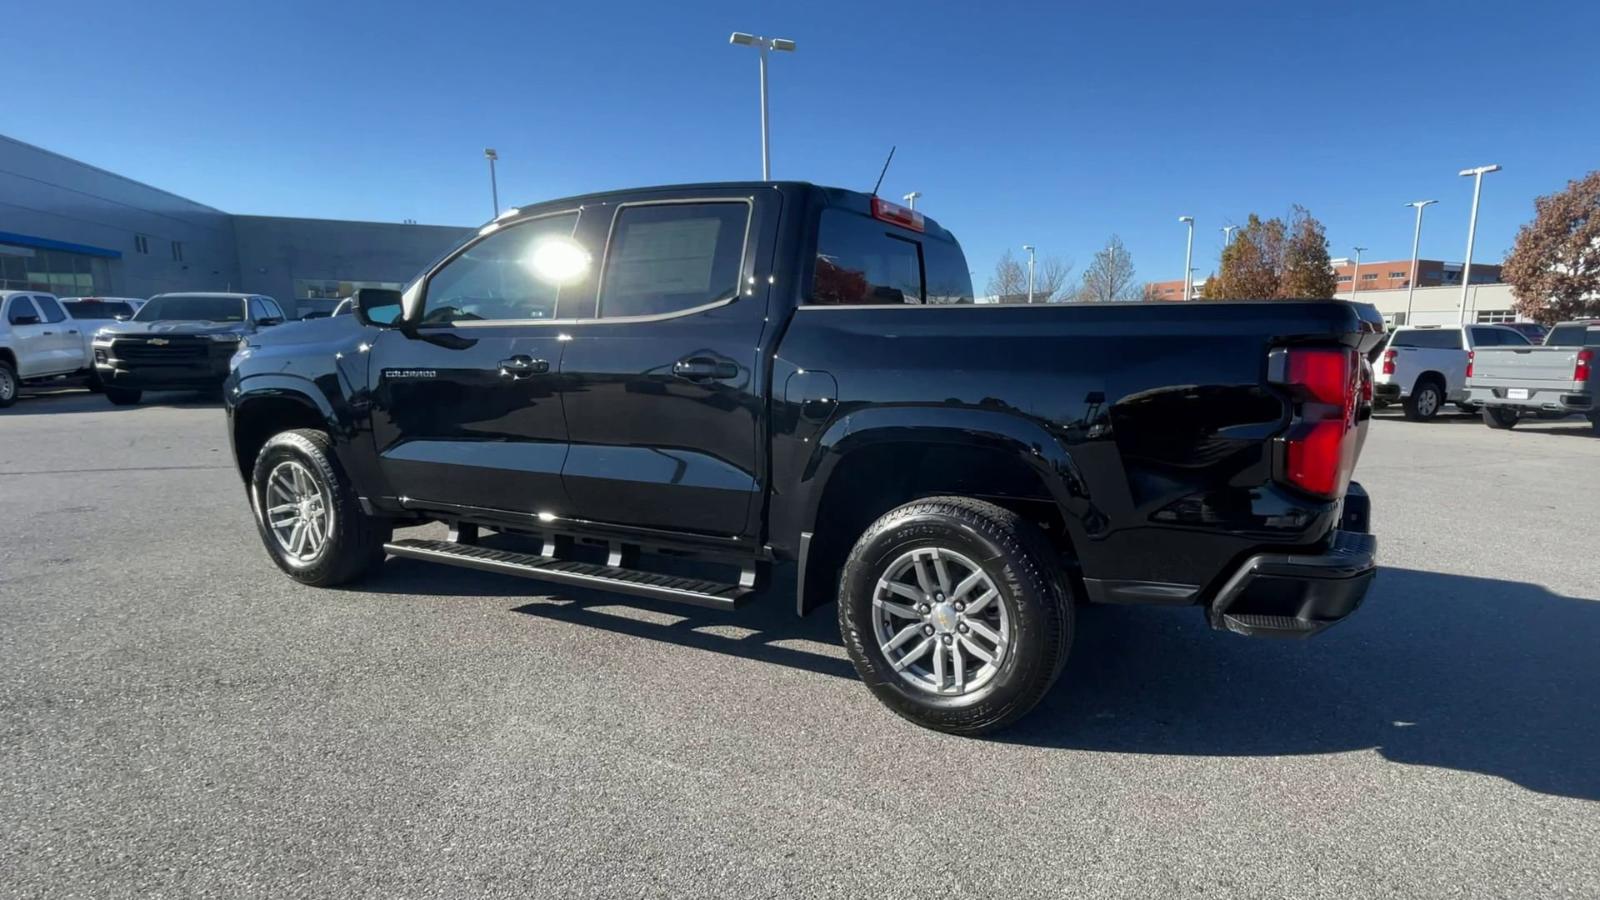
1465;320;1598;433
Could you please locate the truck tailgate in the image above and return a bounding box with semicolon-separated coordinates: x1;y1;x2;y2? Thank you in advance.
1470;346;1581;386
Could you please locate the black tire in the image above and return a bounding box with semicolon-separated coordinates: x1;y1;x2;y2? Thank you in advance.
0;360;16;408
1402;379;1444;421
86;367;104;393
1482;406;1519;430
837;496;1073;735
104;386;142;406
1590;415;1600;436
249;428;391;586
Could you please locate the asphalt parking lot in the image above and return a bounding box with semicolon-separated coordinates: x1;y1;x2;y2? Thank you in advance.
3;389;1598;899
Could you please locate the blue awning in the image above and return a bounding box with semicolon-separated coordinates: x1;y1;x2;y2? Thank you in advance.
0;230;122;259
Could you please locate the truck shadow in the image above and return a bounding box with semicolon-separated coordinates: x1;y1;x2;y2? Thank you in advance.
367;560;1600;802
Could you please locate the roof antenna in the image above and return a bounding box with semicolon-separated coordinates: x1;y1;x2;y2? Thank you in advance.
870;145;896;197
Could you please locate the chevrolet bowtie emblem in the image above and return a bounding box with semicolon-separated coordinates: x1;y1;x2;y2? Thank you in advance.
149;338;169;345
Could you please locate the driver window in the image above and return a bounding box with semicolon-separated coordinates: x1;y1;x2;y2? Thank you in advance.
421;213;582;324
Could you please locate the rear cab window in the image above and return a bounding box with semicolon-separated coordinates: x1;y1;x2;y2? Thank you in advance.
63;300;134;320
1545;324;1600;347
809;206;973;306
1389;328;1462;350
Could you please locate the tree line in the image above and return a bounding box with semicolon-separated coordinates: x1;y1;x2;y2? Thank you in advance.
975;170;1600;321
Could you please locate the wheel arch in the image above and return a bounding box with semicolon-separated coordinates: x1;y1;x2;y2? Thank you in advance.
230;377;339;481
790;407;1090;616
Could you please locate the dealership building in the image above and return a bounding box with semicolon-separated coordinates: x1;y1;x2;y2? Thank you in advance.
0;134;472;317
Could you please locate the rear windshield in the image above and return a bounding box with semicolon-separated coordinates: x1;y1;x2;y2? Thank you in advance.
1544;324;1600;347
134;296;246;323
63;300;134;320
1389;329;1461;349
810;208;973;306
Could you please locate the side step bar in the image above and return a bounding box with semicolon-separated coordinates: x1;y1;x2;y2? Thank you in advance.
382;538;753;610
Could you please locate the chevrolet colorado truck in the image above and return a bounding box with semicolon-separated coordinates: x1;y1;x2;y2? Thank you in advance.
225;182;1382;734
1466;319;1598;433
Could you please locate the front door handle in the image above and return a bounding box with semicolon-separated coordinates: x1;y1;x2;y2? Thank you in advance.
498;355;549;379
673;357;738;381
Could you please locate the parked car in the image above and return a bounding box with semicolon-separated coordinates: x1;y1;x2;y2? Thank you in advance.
226;182;1382;735
1466;319;1599;433
0;290;95;407
1372;324;1531;420
92;292;286;405
59;297;140;390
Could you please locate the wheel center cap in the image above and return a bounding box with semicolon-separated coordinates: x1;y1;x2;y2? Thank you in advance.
930;601;959;634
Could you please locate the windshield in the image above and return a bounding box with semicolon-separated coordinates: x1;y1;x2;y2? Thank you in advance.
134;296;246;323
63;300;135;320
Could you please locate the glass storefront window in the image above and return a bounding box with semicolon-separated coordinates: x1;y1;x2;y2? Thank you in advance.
0;244;111;294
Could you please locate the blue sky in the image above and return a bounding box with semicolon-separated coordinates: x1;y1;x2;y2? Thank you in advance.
11;0;1597;287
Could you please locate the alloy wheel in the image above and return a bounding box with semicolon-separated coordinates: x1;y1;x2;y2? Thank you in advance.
872;547;1010;695
263;460;331;562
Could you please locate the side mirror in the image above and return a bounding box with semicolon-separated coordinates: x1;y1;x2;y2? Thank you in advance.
113;314;130;321
11;313;41;326
354;288;404;327
258;316;284;327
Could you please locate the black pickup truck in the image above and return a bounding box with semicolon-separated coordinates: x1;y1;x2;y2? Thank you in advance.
225;182;1383;734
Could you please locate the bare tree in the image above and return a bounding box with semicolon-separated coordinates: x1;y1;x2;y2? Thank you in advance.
987;250;1072;303
1035;257;1073;303
1080;235;1137;302
986;249;1027;301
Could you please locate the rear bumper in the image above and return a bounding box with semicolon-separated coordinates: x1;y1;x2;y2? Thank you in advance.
1466;383;1593;413
1373;382;1401;402
1206;483;1376;638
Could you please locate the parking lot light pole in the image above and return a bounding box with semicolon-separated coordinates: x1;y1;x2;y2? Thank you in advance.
1350;246;1366;300
1023;245;1036;304
484;148;500;218
903;191;921;211
1457;164;1501;324
728;33;796;180
1178;217;1195;300
1221;224;1237;246
1403;199;1438;325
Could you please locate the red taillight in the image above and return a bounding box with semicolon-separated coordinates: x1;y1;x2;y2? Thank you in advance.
1381;349;1396;375
870;197;925;232
1577;349;1593;383
1276;347;1360;498
1465;350;1475;379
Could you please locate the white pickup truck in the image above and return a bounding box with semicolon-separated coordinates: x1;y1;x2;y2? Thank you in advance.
0;290;96;408
1466;319;1599;433
1372;324;1532;421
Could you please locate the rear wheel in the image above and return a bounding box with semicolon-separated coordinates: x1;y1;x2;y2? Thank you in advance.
104;386;141;406
1482;406;1519;430
1403;379;1444;421
0;360;16;408
250;428;391;586
837;496;1073;735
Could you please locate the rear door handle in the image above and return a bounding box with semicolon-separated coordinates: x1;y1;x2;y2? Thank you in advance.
673;357;738;381
498;355;549;379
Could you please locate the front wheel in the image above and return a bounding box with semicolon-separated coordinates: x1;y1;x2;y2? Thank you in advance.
837;496;1073;735
1482;406;1520;430
250;428;390;586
